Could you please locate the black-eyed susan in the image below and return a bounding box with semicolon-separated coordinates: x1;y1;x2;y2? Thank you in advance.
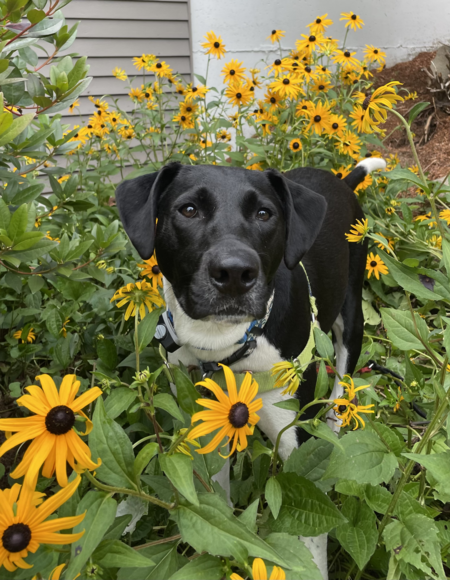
0;375;102;488
311;77;333;94
172;112;195;129
89;96;108;112
185;84;209;103
405;91;418;100
257;111;278;137
175;83;186;96
364;150;383;159
366;252;388;279
289;138;302;152
111;280;165;320
301;64;316;82
201;30;226;59
331;165;352;179
308;13;333;34
189;365;262;457
338;130;361;158
345;218;369;243
428;234;442;249
439;209;450;225
328;113;347;136
333;49;360;69
349;105;379;134
266;58;287;77
68;99;79;114
295;33;325;55
0;476;84;572
295;99;314;117
375;233;395;253
137;254;163;289
271;360;303;396
386;152;400;171
264;89;283;112
172;428;200;460
112;67;127;81
363;45;386;65
269;75;302;99
231;558;286;580
148;61;173;79
118;126;135;140
357;63;373;80
355;173;373;193
221;59;246;84
225;82;253;107
305;101;332;135
268;30;285;44
385;206;396;216
107;111;126;128
133;54;150;71
141;84;153;100
129;87;145;102
333;375;374;430
216;129;232;142
340;12;365;31
354;82;403;123
13;328;36;344
179;101;198;116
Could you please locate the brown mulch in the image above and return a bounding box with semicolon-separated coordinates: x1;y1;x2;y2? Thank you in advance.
372;51;450;180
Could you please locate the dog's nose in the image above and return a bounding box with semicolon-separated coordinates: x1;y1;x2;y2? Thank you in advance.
209;254;259;295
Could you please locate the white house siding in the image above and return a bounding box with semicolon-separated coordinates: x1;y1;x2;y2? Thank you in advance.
190;0;450;92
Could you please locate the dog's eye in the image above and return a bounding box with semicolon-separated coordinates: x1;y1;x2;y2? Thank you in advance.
180;204;197;218
256;208;271;221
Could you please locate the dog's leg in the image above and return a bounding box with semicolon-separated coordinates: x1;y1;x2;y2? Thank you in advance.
258;386;328;580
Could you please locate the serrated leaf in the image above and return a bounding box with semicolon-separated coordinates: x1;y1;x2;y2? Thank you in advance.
402;451;450;502
265;533;322;580
381;308;428;351
95;539;155;569
97;338;118;370
284;438;334;492
46;309;62;337
154;393;184;422
336;497;378;570
301;421;344;451
382;253;442;301
168;554;223;580
104;387;136;420
118;542;179;580
159;453;199;506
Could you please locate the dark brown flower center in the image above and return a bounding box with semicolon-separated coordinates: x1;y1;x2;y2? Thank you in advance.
152;265;160;275
181;115;186;121
332;122;338;129
270;97;276;103
2;523;31;553
309;35;316;42
272;29;277;35
186;106;192;112
45;405;75;435
336;172;343;179
112;117;117;122
305;66;311;73
344;51;351;57
214;42;220;48
145;92;150;98
292;141;300;149
156;63;162;69
321;66;327;71
365;153;372;157
314;115;321;122
275;59;281;66
316;18;321;23
192;87;198;92
302;105;307;109
250;86;255;91
370;261;377;268
374;49;379;54
351;14;357;19
338;404;348;413
236;92;242;99
228;402;249;428
319;84;325;90
283;78;290;85
230;69;235;75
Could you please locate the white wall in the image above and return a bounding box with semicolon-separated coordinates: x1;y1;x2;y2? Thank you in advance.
190;0;450;89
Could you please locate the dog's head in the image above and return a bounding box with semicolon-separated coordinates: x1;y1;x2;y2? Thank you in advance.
116;163;326;321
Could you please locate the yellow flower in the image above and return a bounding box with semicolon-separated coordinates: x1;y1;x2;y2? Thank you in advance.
137;254;163;289
271;360;302;396
89;96;108;112
60;318;70;338
221;59;246;84
57;175;70;184
295;99;314;117
364;45;386;65
354;82;403;124
331;165;352;180
355;174;373;193
338;130;361;158
13;328;36;344
148;60;173;78
119;126;135;140
405;91;418;100
185;84;209;103
269;75;302;99
264;89;283;112
267;30;285;44
112;67;127;81
129;87;145;102
0;375;102;488
393;388;405;413
289;138;302;152
366;252;388;279
349;104;380;134
172;112;195;129
201;30;226;58
111;280;165;320
340;11;365;31
385;206;396;215
439;209;450;225
225;82;253;107
231;558;286;580
296;33;325;55
328;113;347;137
428;234;442;249
333;375;374;430
311;77;333;94
45;231;60;242
333;49;360;69
386;152;400;170
375;233;395;253
345;218;369;243
308;14;333;34
173;428;200;460
68;99;79;114
133;54;154;71
190;365;262;457
217;129;231;142
0;477;84;572
304;101;332;135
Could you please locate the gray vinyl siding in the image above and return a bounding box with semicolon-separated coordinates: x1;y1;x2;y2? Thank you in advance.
59;0;193;125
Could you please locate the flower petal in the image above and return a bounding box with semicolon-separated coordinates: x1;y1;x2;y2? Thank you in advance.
59;375;80;406
29;476;81;527
70;387;102;413
0;424;46;459
220;364;238;404
37;375;60;407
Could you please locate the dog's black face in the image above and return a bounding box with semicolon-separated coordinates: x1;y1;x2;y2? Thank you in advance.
116;163;327;321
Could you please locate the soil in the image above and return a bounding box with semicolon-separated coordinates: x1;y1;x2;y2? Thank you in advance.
372;51;450;180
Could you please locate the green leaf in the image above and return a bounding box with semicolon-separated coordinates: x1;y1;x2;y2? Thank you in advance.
8;204;28;241
0;110;13;134
133;442;159;480
0;113;34;147
364;484;392;514
104;387;136;420
408;101;430;124
89;397;137;489
266;477;282;519
172;367;201;416
12;231;43;251
97;338;118;370
168;554;223;580
402;451;450;502
46;309;62;337
138;307;163;352
118;542;180;580
159;453;199;506
95;539;155;569
284;438;334;492
27;8;46;23
103;514;132;541
28;275;44;294
383;514;445;580
238;498;259;532
381;253;442;301
313;327;335;359
442;239;450;280
265;533;322;580
6;238;57;261
154;393;184;422
171;493;288;567
380;308;428;351
300;421;344;451
0;198;10;230
324;430;398;485
336;497;378;570
11;183;44;205
273;398;299;412
267;473;346;536
66;492;117;580
315;360;329;398
386;167;428;190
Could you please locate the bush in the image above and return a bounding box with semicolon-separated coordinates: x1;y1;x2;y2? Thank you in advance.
1;5;450;580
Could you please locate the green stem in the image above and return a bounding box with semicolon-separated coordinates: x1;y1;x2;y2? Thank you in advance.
84;470;175;510
135;313;140;373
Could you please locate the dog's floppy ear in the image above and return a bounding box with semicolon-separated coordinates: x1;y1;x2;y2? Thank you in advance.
115;163;181;259
266;169;327;269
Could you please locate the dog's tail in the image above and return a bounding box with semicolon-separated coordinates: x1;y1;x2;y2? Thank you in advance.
344;158;387;191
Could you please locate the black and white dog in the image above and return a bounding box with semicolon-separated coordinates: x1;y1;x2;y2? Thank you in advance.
116;158;385;579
